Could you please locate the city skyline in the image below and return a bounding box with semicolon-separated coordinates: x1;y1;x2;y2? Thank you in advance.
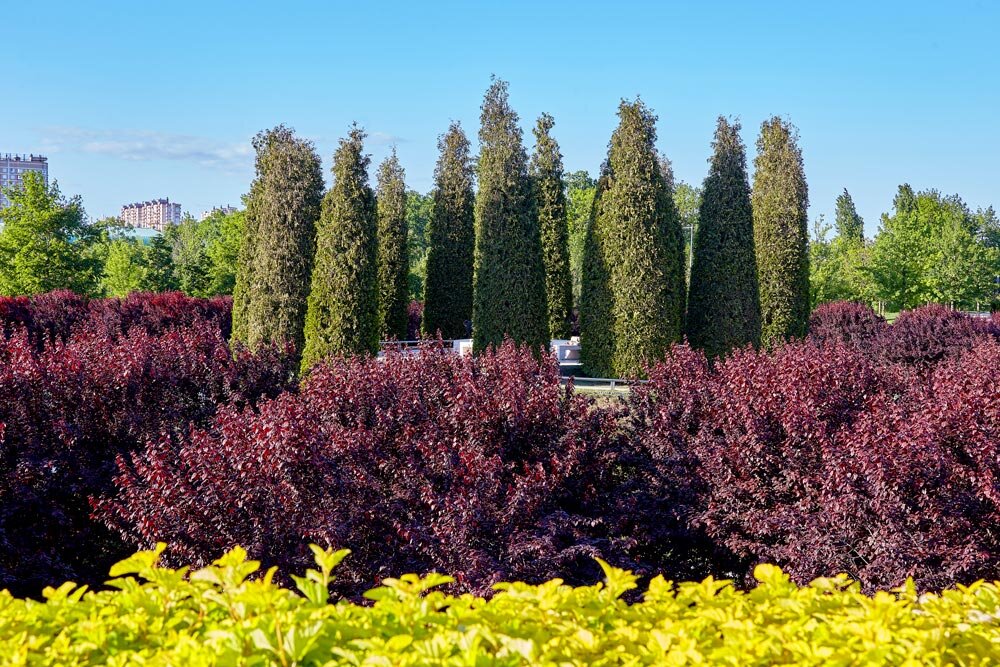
5;0;999;232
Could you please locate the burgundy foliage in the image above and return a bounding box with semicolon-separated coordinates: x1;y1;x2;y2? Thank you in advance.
807;301;886;348
633;336;1000;591
878;304;998;368
0;293;293;595
99;342;708;597
406;300;423;340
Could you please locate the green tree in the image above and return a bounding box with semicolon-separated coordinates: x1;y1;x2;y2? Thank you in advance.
834;189;864;244
927;214;998;308
530;113;572;339
204;209;244;295
673;181;702;277
101;239;148;297
164;215;211;296
301;126;379;370
405;191;433;302
580;99;685;377
375;150;409;340
144;234;178;292
0;172;100;296
566;170;596;308
232;125;324;354
422;123;475;339
752;117;810;347
686;117;761;358
472;78;549;352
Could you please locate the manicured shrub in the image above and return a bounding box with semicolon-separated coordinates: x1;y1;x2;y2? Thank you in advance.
472;79;549;352
686;117;761;358
0;315;295;596
232;125;324;355
807;301;886;348
302;127;379;369
580;100;685;377
375;150;410;341
530;113;572;340
752;117;810;347
422;123;475;339
100;342;703;597
4;546;1000;665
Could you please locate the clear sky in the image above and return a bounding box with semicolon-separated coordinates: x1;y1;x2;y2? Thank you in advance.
6;0;998;235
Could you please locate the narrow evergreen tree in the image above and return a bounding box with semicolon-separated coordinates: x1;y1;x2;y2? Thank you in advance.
231;125;323;354
580;100;684;377
422;123;475;339
686;117;761;358
375;149;409;340
835;189;865;244
530;113;572;340
301;126;378;370
752;116;810;347
472;78;548;352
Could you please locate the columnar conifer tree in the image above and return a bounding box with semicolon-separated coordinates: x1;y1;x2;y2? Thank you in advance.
231;125;323;355
530;113;572;340
580;100;685;377
686;117;761;358
375;150;409;340
422;123;475;339
752;117;810;347
301;126;378;370
472;78;549;352
835;189;865;244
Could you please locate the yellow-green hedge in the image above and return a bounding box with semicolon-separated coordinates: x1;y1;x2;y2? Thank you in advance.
2;544;999;666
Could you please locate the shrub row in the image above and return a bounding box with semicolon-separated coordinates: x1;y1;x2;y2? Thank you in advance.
92;303;1000;597
3;544;999;665
0;292;294;596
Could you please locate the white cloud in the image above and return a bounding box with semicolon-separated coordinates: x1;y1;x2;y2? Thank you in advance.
37;126;253;171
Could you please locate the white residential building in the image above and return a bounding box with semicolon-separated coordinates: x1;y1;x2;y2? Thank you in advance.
199;204;237;220
0;154;49;210
120;198;182;231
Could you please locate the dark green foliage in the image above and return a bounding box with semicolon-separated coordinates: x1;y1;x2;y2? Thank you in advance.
472;79;549;352
580;100;685;377
566;171;597;308
835;189;864;244
422;123;475;339
301;127;379;370
686;117;761;358
375;150;409;340
752;117;810;347
530;113;572;340
232;126;323;355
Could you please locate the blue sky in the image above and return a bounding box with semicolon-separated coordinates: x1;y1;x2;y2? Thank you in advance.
6;0;998;235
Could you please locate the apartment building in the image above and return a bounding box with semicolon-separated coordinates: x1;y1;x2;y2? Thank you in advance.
0;153;49;210
120;198;182;231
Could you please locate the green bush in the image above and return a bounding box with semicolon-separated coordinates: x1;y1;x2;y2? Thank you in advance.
4;544;1000;665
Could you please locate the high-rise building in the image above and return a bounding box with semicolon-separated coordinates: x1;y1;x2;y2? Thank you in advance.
0;154;49;210
120;198;182;232
199;204;237;220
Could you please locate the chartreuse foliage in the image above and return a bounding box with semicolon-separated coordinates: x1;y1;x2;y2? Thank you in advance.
3;546;1000;665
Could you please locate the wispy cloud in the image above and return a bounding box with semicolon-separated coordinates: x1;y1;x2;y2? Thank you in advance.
368;131;406;146
37;126;253;171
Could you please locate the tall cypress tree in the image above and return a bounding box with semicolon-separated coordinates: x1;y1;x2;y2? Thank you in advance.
422;123;475;339
301;126;378;370
752;117;810;347
472;78;548;352
375;149;409;340
835;188;865;244
580;99;684;378
686;117;761;358
231;125;323;354
530;113;572;340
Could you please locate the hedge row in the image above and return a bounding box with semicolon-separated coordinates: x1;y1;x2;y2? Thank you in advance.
2;544;999;665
